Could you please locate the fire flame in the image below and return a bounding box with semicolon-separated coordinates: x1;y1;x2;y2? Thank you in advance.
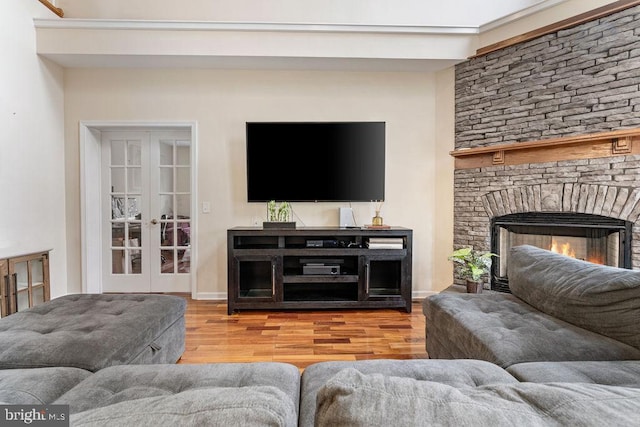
549;238;604;265
550;240;576;258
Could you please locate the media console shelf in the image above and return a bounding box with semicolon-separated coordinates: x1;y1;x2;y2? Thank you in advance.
227;227;412;314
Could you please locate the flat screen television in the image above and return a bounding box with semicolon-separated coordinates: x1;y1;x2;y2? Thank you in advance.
246;122;385;202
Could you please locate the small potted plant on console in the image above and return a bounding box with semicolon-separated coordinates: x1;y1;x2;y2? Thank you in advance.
263;200;295;228
448;247;497;293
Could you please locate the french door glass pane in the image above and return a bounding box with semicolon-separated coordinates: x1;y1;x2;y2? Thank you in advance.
126;196;142;219
161;249;174;273
160;167;173;192
176;167;190;192
127;168;142;193
159;195;173;218
176;195;190;217
176;145;190;166
112;249;124;275
160;140;173;165
111;168;125;193
111;140;125;165
127;140;142;166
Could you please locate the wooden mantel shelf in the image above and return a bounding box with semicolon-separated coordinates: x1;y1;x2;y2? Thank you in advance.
451;128;640;169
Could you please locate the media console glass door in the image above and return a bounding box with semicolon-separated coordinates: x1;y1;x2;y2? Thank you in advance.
362;256;403;300
232;255;281;303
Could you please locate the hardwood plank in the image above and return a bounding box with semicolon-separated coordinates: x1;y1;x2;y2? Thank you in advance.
178;297;427;369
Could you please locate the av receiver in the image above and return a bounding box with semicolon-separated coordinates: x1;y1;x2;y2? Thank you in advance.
306;239;339;248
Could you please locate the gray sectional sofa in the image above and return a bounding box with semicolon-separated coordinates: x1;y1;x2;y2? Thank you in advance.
2;246;640;426
424;245;640;367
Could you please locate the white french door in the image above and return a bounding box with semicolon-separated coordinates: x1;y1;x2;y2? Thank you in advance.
101;130;192;293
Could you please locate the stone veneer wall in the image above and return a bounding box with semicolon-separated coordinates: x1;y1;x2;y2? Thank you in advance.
453;4;640;281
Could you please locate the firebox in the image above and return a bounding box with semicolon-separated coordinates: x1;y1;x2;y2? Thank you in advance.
490;212;632;292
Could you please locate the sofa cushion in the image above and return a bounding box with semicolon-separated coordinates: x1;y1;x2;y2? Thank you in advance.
0;294;186;371
300;359;516;427
315;368;640;427
508;245;640;350
0;367;91;405
55;362;301;416
70;386;297;427
507;361;640;387
423;292;640;367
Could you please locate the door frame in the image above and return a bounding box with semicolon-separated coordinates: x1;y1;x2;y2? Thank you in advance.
80;121;198;298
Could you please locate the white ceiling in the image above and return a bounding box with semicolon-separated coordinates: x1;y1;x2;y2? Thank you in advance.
417;0;551;27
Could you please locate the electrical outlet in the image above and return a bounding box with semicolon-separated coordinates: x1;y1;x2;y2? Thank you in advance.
202;201;211;213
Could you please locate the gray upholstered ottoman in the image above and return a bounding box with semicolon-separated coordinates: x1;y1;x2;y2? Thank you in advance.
299;359;517;427
0;294;186;372
0;367;91;404
55;363;300;427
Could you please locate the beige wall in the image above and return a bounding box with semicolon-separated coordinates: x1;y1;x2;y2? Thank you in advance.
1;0;66;297
64;68;451;297
433;67;455;292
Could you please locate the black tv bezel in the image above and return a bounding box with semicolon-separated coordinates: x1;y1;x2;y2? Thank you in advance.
245;121;386;203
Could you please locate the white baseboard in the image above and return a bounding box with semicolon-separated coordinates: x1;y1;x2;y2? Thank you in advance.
194;292;227;300
412;290;438;300
194;290;437;301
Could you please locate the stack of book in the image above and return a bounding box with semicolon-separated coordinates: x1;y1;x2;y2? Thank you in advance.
366;237;404;249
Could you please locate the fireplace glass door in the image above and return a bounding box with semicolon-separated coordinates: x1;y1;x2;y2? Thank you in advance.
491;213;631;292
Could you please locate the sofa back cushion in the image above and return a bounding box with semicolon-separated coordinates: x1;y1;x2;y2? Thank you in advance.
508;245;640;350
315;368;640;427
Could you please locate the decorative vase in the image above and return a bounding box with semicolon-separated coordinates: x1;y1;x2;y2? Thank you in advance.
372;211;383;226
466;280;483;293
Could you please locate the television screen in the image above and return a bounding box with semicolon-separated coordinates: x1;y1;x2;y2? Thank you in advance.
246;122;385;202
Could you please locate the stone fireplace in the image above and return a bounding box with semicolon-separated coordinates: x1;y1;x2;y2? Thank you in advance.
452;154;640;290
451;4;640;289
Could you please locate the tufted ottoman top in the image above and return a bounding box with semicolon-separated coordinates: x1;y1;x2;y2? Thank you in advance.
0;294;186;372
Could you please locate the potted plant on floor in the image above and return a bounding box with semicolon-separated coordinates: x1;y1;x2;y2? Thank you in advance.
448;247;497;293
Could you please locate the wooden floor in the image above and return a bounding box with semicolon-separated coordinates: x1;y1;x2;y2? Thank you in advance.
179;298;428;370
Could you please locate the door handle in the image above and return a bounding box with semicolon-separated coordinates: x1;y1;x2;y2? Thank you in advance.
365;262;370;294
151;219;159;225
271;263;276;297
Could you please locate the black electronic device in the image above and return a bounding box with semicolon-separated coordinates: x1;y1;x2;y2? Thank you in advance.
246;122;385;202
306;239;338;248
302;264;341;275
